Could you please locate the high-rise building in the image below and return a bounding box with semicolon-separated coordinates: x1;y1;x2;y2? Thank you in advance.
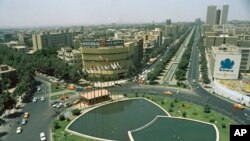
221;5;229;25
166;19;171;25
206;6;217;25
215;10;221;25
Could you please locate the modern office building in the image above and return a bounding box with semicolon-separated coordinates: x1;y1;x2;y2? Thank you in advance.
166;19;171;25
57;47;81;66
206;6;217;25
210;45;241;80
80;40;140;78
215;10;221;25
238;41;250;72
205;35;238;48
221;5;229;25
165;24;179;39
32;29;72;50
18;34;32;47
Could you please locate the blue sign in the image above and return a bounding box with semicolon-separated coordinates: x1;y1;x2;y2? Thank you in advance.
220;58;234;72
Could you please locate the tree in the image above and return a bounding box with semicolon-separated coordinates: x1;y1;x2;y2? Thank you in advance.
182;111;187;117
204;104;211;113
59;114;66;121
72;109;81;116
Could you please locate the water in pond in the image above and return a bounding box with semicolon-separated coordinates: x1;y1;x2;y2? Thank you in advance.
68;99;168;141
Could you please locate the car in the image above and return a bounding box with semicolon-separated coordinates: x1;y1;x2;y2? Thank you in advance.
37;87;41;91
41;96;45;101
56;102;63;108
32;98;37;103
23;112;29;119
40;132;46;141
192;79;196;83
234;103;245;110
16;127;22;134
21;119;27;125
73;100;80;105
60;96;69;101
163;91;173;95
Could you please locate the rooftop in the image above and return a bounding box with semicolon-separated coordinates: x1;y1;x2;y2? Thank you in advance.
81;89;109;100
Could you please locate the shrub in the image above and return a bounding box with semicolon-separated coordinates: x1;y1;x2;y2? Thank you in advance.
170;102;174;108
204;104;211;113
72;109;81;116
169;108;174;112
123;93;127;97
221;117;225;120
192;112;198;116
53;121;60;130
222;123;226;128
59;114;65;121
161;100;165;105
209;118;215;123
174;98;178;103
182;111;187;117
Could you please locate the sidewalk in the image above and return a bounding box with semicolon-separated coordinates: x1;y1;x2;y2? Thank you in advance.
0;96;24;138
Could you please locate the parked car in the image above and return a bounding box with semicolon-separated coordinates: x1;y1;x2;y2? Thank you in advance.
21;119;27;125
32;98;37;103
37;87;41;91
16;127;22;134
40;132;46;141
41;96;45;101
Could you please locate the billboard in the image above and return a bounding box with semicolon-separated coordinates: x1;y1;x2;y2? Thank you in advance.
82;40;124;47
213;54;241;79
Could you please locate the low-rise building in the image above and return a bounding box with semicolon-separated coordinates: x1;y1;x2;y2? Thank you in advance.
0;65;17;93
57;47;81;65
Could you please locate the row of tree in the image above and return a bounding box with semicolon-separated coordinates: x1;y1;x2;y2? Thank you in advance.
147;26;193;84
175;27;196;81
0;44;84;115
197;27;211;84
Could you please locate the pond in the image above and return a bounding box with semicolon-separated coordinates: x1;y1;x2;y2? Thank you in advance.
67;98;168;141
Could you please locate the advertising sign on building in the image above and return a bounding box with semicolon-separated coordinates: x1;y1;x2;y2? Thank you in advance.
82;40;124;48
213;54;241;79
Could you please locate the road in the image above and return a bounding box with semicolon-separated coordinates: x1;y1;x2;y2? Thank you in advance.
187;25;250;124
164;26;195;84
4;78;53;141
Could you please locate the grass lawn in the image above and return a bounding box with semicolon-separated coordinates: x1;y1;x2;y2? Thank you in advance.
51;84;66;93
52;119;95;141
50;92;76;100
130;94;235;141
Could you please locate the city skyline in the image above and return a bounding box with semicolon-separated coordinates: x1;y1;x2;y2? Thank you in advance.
0;0;250;28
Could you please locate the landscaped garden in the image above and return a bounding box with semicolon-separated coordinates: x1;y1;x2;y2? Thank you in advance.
52;93;235;141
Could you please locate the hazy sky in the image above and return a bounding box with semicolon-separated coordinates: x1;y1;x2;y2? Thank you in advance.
0;0;249;28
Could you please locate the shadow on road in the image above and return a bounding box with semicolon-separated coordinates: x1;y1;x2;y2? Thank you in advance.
0;131;8;138
0;118;7;125
3;111;24;119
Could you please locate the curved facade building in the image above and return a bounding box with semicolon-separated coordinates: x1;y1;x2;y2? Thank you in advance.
80;40;139;78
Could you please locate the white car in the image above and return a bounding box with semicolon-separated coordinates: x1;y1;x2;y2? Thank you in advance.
41;96;45;101
32;98;37;103
21;119;26;125
37;87;41;91
16;127;22;134
40;132;46;141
